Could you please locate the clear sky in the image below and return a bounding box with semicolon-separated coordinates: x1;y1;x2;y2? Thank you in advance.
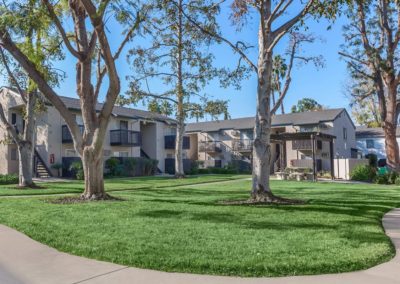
4;4;352;122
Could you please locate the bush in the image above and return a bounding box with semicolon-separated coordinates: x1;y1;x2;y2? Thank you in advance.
395;176;400;186
388;171;399;184
69;161;84;180
374;174;389;185
0;174;18;185
189;161;200;175
365;154;378;167
143;159;158;176
350;165;376;182
123;158;137;176
105;157;120;176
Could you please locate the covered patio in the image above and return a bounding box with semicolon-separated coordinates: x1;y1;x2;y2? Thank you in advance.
271;132;336;181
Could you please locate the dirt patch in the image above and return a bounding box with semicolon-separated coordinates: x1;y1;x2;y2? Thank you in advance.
47;194;124;204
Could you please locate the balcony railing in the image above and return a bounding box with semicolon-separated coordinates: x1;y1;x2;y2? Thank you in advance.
232;139;253;152
110;129;141;146
164;135;190;149
62;125;84;143
292;140;322;151
198;141;222;153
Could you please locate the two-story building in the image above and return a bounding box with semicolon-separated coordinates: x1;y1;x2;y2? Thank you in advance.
0;87;182;177
186;108;357;175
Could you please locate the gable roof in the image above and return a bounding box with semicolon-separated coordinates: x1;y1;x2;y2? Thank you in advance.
0;87;176;124
58;96;176;124
186;108;347;133
356;126;400;138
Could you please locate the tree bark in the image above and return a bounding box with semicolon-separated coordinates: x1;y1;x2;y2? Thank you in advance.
175;118;185;178
18;142;34;187
383;87;400;170
81;148;106;199
251;19;276;202
174;0;185;178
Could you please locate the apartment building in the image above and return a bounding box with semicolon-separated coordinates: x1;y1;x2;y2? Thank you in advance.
356;126;400;160
186;108;357;174
0;87;180;177
0;86;360;178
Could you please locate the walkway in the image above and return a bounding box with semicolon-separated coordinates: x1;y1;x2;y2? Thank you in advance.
0;209;399;284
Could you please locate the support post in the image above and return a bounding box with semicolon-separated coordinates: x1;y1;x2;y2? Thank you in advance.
330;139;334;180
312;135;317;182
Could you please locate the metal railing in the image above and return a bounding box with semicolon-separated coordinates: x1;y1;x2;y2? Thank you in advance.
110;129;141;146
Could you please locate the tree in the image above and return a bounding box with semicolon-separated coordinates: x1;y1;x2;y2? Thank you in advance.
182;0;342;203
272;33;324;115
340;0;400;171
0;0;142;199
345;79;381;127
119;0;234;178
0;1;56;187
291;97;323;113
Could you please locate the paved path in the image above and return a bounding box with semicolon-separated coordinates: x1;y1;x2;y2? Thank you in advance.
0;209;399;284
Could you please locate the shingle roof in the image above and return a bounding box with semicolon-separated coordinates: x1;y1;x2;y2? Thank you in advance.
186;108;346;133
356;126;400;138
59;96;176;123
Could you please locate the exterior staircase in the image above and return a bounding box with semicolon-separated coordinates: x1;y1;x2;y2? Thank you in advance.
34;150;52;178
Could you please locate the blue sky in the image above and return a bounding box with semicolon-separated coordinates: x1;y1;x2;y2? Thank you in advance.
3;4;351;122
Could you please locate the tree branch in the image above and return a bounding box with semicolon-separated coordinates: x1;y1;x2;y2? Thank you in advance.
41;0;82;59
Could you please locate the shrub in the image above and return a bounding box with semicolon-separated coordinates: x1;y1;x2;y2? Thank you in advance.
388;171;399;184
395;176;400;186
365;154;378;167
350;165;376;182
105;157;120;176
69;161;84;180
123;158;137;176
143;159;158;176
189;161;200;175
375;174;389;185
0;174;18;185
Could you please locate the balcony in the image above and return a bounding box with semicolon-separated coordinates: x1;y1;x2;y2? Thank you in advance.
164;135;190;149
232;139;253;152
62;125;84;143
110;129;141;146
198;141;222;153
292;140;322;151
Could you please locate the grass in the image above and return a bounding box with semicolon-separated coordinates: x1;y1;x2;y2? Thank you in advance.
0;174;247;196
0;177;399;277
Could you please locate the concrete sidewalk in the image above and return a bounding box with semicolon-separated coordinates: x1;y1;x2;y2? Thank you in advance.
0;209;399;284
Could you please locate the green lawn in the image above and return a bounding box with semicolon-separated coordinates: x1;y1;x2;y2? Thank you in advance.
0;174;248;196
0;176;399;277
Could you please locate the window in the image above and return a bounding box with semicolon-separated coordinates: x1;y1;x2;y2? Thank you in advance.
65;149;77;157
11;113;16;125
343;127;347;140
366;139;375;149
113;151;129;157
120;120;128;130
10;148;17;161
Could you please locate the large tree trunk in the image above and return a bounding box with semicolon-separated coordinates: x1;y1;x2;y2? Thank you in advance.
251;46;275;202
81;148;106;200
174;0;185;179
18;141;34;187
18;91;36;187
175;117;185;178
383;92;400;171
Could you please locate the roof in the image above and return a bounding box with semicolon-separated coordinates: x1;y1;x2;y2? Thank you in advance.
186;108;346;133
356;126;400;138
58;96;175;123
0;87;175;124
